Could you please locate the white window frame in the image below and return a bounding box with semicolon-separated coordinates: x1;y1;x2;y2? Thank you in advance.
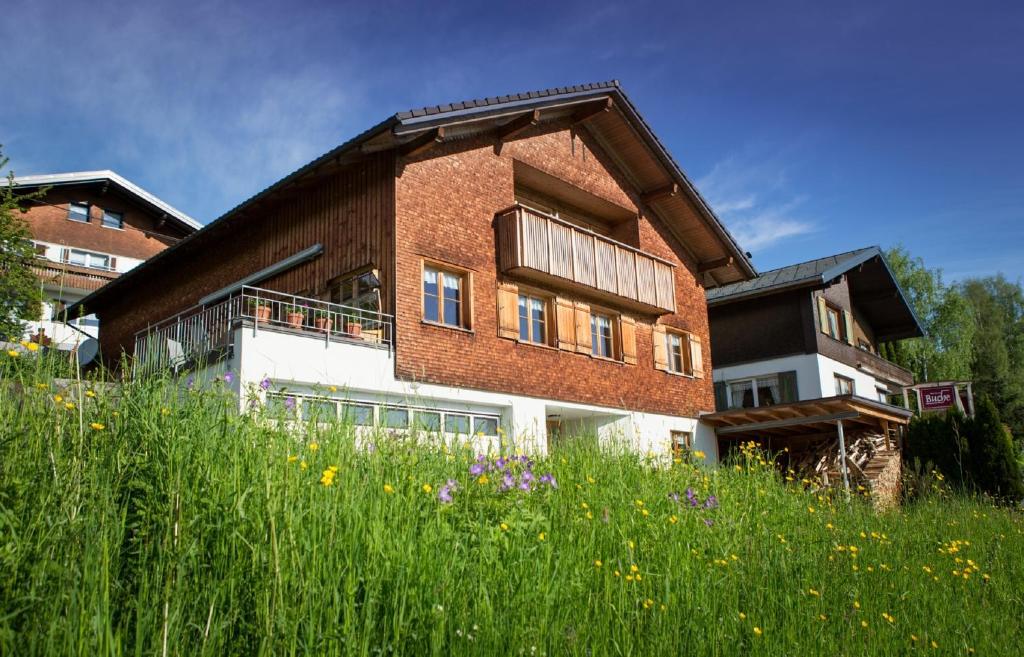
726;374;784;409
101;209;124;230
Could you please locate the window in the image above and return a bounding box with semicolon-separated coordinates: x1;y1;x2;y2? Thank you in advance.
666;331;690;375
473;416;499;436
101;209;124;229
423;264;468;328
724;372;797;409
671;431;693;458
518;294;547;344
341;402;374;426
444;414;471;434
382;407;409;428
590;312;614;359
68;202;90;223
301;399;337;422
835;375;854;396
67;249;112;270
877;388;889;403
826;305;842;340
414;411;442;432
330;268;381;312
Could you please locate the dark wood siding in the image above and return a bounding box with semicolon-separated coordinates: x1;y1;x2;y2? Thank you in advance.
97;152;396;362
708;288;817;366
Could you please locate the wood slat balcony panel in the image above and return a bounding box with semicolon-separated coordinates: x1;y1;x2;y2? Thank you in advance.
497;211;521;272
521;209;550;273
654;262;676;312
636;256;657;306
549;221;575;280
573;231;597;288
616;249;638;301
595;240;618;294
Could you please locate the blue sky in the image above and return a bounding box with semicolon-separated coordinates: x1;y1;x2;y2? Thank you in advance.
3;0;1021;281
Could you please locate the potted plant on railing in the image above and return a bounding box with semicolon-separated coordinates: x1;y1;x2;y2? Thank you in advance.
343;311;363;338
248;298;272;323
313;309;333;333
284;304;308;329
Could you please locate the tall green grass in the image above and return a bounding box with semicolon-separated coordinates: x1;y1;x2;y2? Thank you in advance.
1;350;1022;656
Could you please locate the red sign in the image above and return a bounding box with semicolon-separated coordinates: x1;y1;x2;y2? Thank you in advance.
920;385;957;411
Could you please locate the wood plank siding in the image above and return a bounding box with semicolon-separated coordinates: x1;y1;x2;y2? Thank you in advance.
497;205;676;315
97;152;396;360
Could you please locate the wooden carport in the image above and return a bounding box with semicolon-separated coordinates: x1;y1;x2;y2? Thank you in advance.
701;395;913;492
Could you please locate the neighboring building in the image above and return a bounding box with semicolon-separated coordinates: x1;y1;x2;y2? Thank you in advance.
706;246;923;410
5;171;200;350
67;81;755;456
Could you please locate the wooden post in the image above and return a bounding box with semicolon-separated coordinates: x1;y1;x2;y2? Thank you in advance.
882;419;891;450
837;419;851;494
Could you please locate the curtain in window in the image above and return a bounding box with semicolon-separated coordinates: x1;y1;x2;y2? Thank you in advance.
729;380;754;409
756;375;781;407
422;269;439;322
442;274;461;326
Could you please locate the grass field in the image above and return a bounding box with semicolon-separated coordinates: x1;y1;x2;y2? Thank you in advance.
1;350;1022;656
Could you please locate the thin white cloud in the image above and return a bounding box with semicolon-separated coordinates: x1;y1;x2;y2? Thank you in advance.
697;152;816;253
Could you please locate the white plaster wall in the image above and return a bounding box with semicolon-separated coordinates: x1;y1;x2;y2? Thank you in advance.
33;241;143;273
815;354;888;400
713;353;824;401
232;326;705;461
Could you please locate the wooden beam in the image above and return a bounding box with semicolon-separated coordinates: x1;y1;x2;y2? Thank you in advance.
399;127;446;158
641;183;679;205
497;110;540;142
572;97;613;124
716;411;860;436
697;256;734;273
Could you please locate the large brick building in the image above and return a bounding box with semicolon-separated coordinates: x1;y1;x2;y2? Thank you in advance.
70;82;756;456
6;171;199;350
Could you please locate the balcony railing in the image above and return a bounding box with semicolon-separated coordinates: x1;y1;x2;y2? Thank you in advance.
853;346;914;387
133;285;393;377
497;204;676;314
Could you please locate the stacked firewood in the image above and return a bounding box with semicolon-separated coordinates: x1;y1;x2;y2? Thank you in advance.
790;432;892;490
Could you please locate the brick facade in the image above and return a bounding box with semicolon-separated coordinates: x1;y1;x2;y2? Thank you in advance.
394;121;714;418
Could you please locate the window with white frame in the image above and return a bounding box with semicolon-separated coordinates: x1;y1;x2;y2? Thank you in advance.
724;372;798;410
102;209;124;229
68;202;90;223
666;331;690;375
835;375;854;396
67;249;112;270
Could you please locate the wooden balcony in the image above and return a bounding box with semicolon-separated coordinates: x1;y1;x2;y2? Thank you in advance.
497;205;676;314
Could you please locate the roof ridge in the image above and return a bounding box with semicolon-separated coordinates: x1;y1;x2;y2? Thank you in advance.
746;246;878;277
394;80;620;120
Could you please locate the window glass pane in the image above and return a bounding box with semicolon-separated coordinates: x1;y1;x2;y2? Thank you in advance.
68;202;89;222
518;295;529;340
442;273;461;327
445;413;470;434
102;210;123;229
89;253;111;269
729;380;755;409
301;399;337;421
422;268;439;322
342;403;374;426
834;376;853;396
530;298;545;344
756;376;780;407
473;416;499;436
592;314;613;358
383;407;408;428
68;250;88;266
668;333;684;373
827;308;840;339
414;411;441;431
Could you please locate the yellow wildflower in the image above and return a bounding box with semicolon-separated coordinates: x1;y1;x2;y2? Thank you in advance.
861;620;869;628
309;442;320;452
538;532;545;542
383;483;394;494
692;450;706;459
6;350;18;358
808;506;815;514
753;627;762;636
669;515;678;524
808;589;820;597
90;422;105;431
65;402;75;410
477;474;489;485
25;342;39;352
54;394;63;403
35;383;48;390
300;460;308;470
85;390;95;398
738;612;747;620
500;522;509;532
422;483;433;494
287;455;299;463
594;560;602;568
328;386;337;392
854;600;861;609
819;614;828;621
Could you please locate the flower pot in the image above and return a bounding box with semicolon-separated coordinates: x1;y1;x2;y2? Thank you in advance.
254;305;272;323
314;317;333;333
286;312;305;329
345;321;362;337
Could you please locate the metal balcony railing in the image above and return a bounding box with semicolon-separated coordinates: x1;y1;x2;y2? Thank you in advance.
133;285;393;377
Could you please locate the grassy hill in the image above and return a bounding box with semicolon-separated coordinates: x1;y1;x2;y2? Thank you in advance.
1;351;1022;656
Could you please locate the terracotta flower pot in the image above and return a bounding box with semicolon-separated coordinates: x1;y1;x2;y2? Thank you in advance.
254;305;272;323
314;317;333;333
286;312;305;329
345;321;362;337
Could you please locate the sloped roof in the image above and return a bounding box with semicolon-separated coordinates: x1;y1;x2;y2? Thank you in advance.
3;170;201;232
707;246;925;342
68;81;756;317
707;247;879;303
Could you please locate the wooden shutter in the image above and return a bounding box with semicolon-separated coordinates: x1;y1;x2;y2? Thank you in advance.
554;297;576;350
842;310;855;345
713;382;728;411
688;333;704;378
496;283;519;339
574;302;592;354
620;316;637;365
109;257;117;271
652;324;668;371
816;296;829;334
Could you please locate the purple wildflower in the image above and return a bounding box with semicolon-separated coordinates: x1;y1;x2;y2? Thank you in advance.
685;487;699;507
469;463;487;477
260;377;271;390
223;371;234;384
495;457;508;470
518;481;531;492
438;485;454;504
539;473;558;488
704;518;714;527
284;396;296;410
703;495;719;510
186;375;195;389
668;491;680;503
521;471;534;483
500;471;515;492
